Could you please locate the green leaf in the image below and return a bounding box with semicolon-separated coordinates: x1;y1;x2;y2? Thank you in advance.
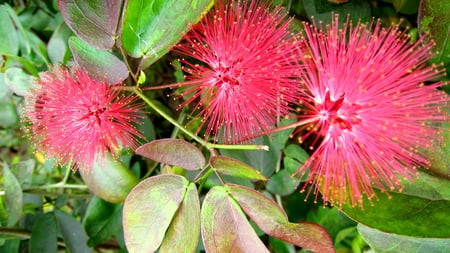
358;224;450;253
159;182;201;253
136;138;206;170
0;4;18;55
284;144;309;165
428;124;450;178
201;186;269;253
392;0;420;14
29;212;58;253
418;0;450;77
226;184;335;253
341;187;450;237
266;170;298;196
123;174;189;252
2;162;23;226
210;156;267;181
47;21;73;64
68;36;128;84
58;0;123;50
4;67;34;96
55;210;92;253
83;197;123;247
269;237;295;253
121;0;213;66
400;171;450;200
79;152;139;203
0;99;19;128
302;0;371;25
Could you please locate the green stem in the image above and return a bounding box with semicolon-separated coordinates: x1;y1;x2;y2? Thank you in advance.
132;87;268;151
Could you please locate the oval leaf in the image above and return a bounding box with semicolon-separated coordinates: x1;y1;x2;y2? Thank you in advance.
342;187;450;237
79;152;139;203
68;36;128;84
358;224;450;253
58;0;123;50
136;138;205;170
226;184;335;253
123;174;189;253
4;67;34;96
121;0;213;64
201;186;268;253
210;156;267;181
159;182;201;253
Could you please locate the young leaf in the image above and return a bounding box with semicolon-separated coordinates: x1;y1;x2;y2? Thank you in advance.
201;186;269;253
4;67;34;96
123;174;189;252
47;22;73;64
58;0;123;50
210;156;267;181
159;182;201;253
29;212;58;253
2;162;23;226
83;197;123;247
121;0;213;66
79;152;139;203
55;210;92;253
226;184;335;253
136;138;205;171
358;224;450;253
68;36;128;84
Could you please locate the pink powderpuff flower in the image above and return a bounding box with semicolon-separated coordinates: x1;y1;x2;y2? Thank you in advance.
293;15;449;207
173;0;300;142
25;66;143;170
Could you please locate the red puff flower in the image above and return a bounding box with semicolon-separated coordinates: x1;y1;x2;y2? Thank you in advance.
25;66;142;170
293;16;449;207
173;0;300;142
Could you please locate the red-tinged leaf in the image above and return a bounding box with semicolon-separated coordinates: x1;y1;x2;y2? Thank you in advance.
68;36;129;84
159;183;200;253
201;186;269;253
136;138;205;170
123;174;189;252
210;156;267;181
226;184;335;253
58;0;123;50
79;152;139;203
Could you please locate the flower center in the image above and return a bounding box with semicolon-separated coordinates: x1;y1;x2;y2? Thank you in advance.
317;91;355;137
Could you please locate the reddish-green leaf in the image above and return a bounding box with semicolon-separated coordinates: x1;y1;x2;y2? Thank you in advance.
210;156;267;181
201;186;268;253
79;152;139;203
68;36;128;84
136;138;205;170
226;184;335;253
159;182;201;253
123;174;189;252
58;0;123;50
121;0;213;67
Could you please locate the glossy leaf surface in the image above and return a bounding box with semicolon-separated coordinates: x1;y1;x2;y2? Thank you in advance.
68;36;128;84
226;184;335;253
201;186;269;253
58;0;123;50
358;224;450;253
123;174;188;253
210;156;267;181
121;0;213;66
79;152;139;203
342;172;450;237
159;182;201;253
136;138;205;170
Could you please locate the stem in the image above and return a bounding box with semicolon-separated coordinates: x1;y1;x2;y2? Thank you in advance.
132;87;268;151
